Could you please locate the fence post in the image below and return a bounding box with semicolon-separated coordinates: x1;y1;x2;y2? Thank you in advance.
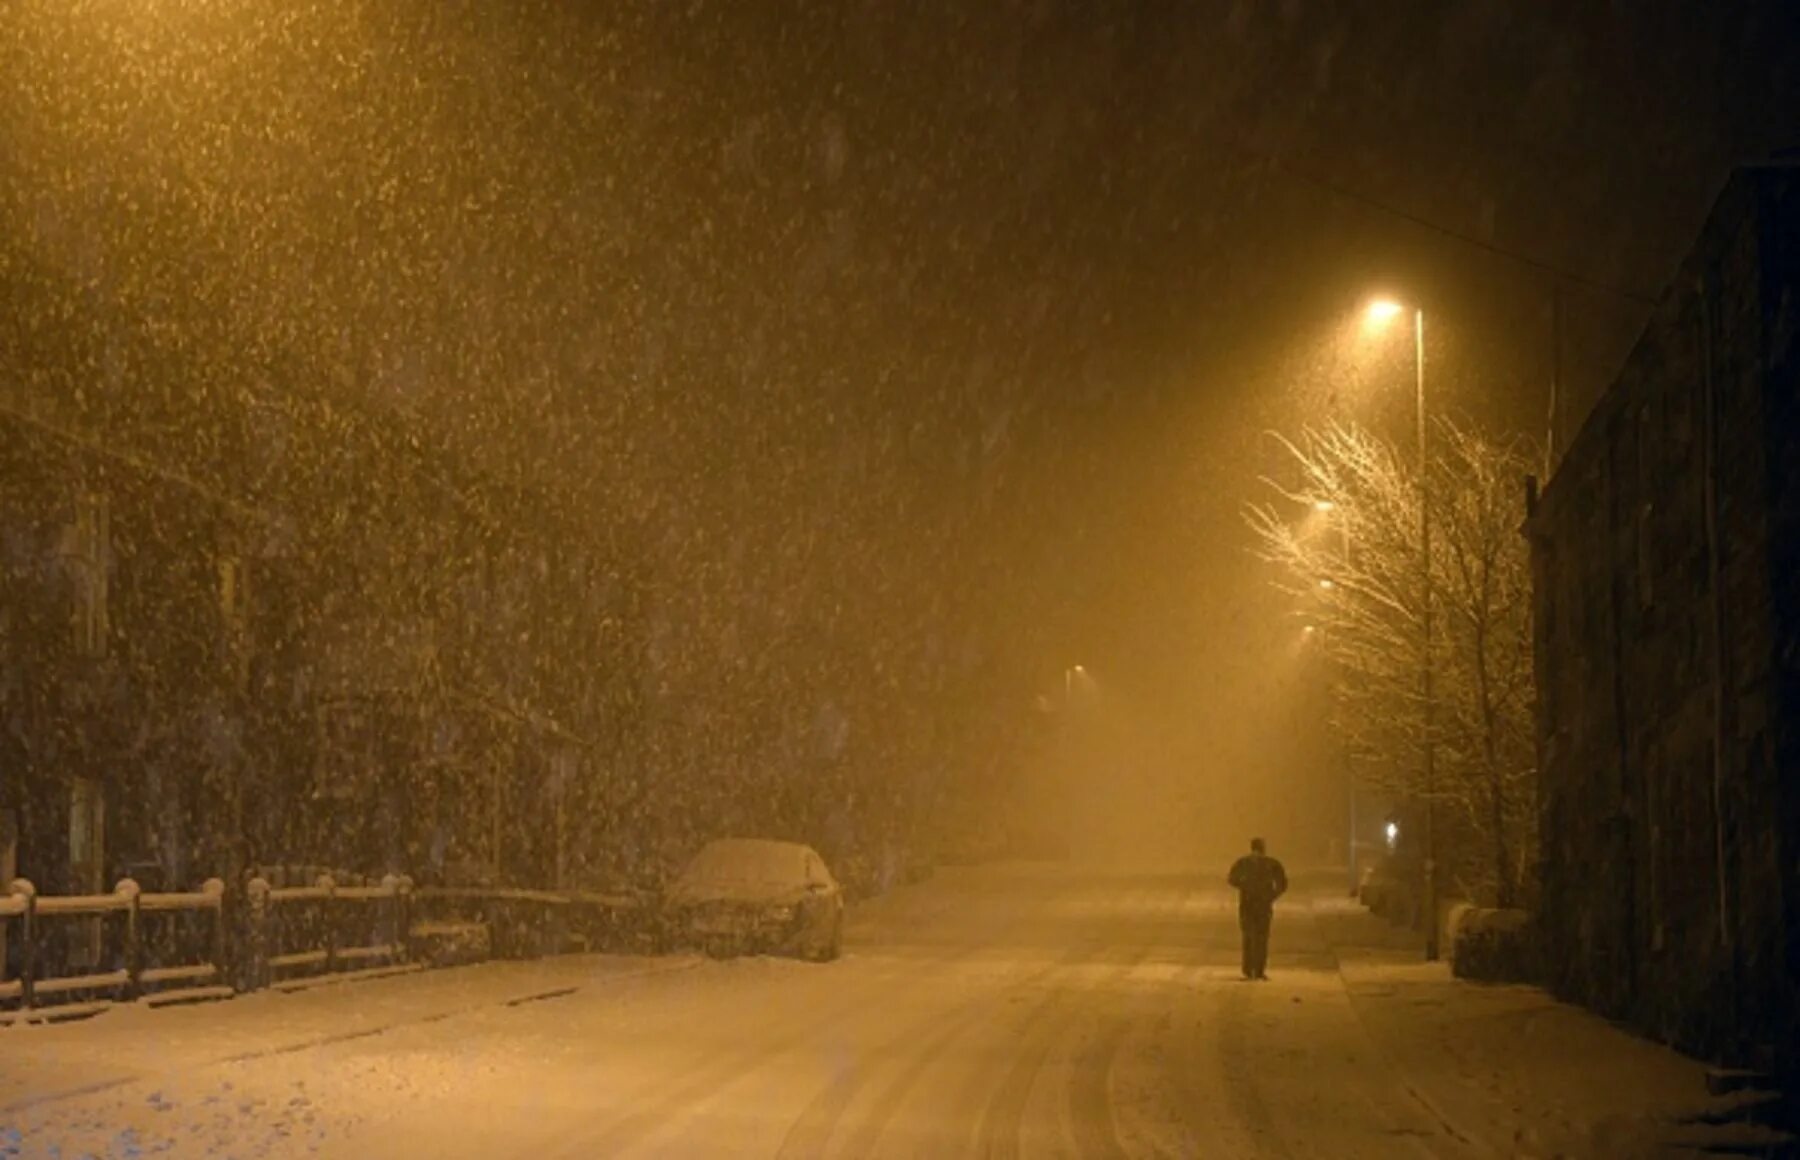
245;876;270;992
380;874;404;963
8;879;34;1010
201;878;226;987
398;876;414;963
318;874;337;976
116;878;142;1002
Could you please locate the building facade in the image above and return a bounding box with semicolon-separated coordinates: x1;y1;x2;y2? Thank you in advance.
1526;167;1799;1079
1;268;642;958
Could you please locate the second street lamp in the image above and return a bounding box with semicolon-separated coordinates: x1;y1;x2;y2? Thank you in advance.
1366;296;1439;963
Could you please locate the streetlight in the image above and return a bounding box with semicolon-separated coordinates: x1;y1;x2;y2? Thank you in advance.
1365;298;1405;325
1365;294;1438;963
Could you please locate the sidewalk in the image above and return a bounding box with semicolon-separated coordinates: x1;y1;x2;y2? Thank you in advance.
1307;894;1792;1159
0;953;699;1115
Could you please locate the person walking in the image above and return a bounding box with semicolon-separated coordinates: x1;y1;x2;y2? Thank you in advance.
1228;837;1288;980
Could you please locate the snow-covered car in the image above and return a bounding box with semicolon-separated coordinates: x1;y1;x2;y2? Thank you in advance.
663;838;844;961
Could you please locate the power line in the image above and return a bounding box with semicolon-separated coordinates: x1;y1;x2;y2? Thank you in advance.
1259;154;1660;307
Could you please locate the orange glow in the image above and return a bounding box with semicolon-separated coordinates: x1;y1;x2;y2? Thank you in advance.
1365;298;1405;325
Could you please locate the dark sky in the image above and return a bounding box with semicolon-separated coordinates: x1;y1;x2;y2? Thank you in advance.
4;1;1796;858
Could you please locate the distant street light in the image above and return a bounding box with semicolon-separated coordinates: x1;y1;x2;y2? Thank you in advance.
1311;499;1335;512
1364;293;1438;963
1317;578;1335;590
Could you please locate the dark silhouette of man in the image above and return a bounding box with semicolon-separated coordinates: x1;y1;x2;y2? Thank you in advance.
1228;837;1288;979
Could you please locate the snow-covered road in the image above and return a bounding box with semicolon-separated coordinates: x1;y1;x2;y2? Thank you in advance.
1;865;1769;1158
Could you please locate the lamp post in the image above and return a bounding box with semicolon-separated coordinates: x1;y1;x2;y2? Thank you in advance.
1368;298;1438;962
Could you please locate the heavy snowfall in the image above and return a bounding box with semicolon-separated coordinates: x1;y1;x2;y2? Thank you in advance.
4;2;1799;1157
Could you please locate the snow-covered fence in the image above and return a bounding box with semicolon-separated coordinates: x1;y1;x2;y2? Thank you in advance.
565;890;659;953
2;871;651;1019
410;886;571;960
0;877;228;1020
244;873;412;990
409;887;651;959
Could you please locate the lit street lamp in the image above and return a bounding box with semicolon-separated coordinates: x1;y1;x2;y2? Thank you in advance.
1365;295;1439;962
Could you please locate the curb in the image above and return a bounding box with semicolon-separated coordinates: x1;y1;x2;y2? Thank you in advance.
1304;897;1484;1153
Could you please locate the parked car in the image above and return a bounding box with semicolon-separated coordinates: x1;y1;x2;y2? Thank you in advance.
663;839;844;962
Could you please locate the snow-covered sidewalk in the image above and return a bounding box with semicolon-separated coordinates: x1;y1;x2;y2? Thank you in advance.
0;954;698;1116
1307;894;1791;1158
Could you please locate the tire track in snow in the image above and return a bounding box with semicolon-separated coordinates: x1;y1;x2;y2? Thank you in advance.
1098;957;1212;1159
825;941;1104;1158
973;943;1155;1160
561;875;1069;1158
972;880;1186;1160
554;951;964;1158
1067;1016;1132;1160
772;943;1085;1159
1060;903;1207;1160
1215;976;1295;1158
778;879;1159;1158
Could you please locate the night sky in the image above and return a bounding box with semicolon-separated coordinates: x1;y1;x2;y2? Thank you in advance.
4;1;1795;858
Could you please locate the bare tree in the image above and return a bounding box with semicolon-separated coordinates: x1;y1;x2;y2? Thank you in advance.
1246;419;1537;907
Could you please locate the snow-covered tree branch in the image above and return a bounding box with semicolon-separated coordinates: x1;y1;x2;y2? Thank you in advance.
1246;419;1537;906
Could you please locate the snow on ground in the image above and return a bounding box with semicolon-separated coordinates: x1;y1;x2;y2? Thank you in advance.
0;955;696;1158
1310;896;1790;1158
2;865;1786;1159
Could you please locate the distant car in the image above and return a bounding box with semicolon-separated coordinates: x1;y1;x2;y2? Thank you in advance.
664;839;844;962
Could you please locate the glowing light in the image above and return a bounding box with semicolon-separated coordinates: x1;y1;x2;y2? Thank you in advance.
1366;298;1405;324
1318;578;1335;590
1301;624;1317;635
1312;500;1335;512
1384;821;1399;849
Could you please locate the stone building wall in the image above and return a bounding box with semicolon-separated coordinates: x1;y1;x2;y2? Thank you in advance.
1528;167;1798;1077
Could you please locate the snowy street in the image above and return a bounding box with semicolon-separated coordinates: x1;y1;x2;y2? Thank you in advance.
0;865;1754;1158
